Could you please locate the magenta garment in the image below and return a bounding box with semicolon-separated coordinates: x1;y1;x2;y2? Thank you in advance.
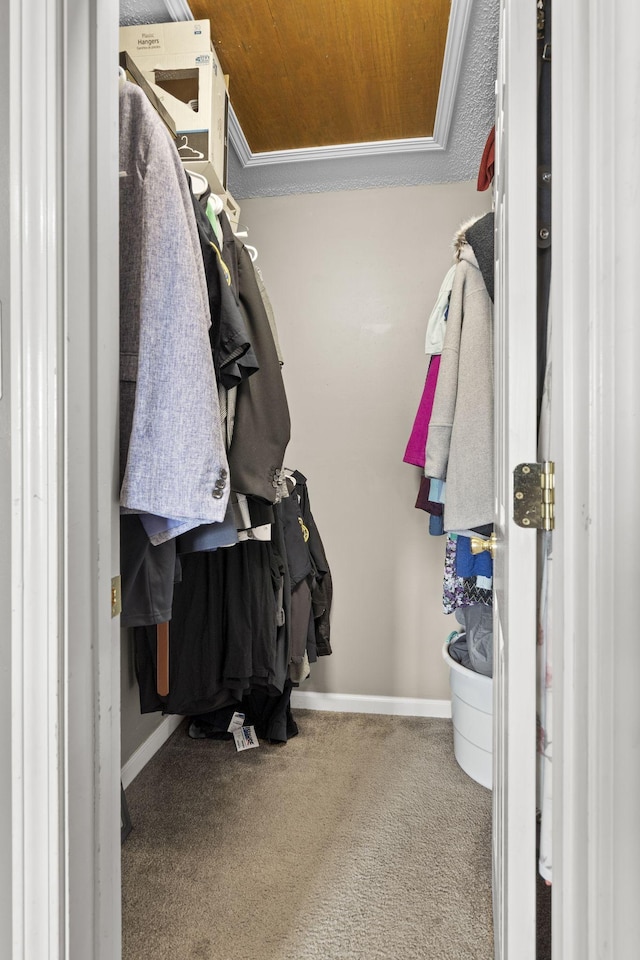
403;354;441;468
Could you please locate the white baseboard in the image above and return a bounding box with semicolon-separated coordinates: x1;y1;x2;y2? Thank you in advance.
121;715;184;789
290;690;452;719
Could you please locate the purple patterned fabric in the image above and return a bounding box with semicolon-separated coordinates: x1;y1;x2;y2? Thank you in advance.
443;536;470;614
442;535;492;613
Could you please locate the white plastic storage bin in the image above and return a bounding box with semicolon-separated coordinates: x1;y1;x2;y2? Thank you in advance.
442;640;493;789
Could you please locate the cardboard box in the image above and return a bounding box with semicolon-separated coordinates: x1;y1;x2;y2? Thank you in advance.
119;20;228;194
223;190;241;231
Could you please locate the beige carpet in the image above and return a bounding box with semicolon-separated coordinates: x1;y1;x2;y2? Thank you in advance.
122;711;493;960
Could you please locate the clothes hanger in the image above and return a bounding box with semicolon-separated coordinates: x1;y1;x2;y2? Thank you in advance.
207;193;224;215
188;171;209;198
230;219;257;259
156;622;170;697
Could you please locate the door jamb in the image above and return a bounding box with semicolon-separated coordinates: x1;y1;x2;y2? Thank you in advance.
552;1;640;957
9;0;121;957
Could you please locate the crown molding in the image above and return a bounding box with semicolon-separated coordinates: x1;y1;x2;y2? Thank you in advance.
432;0;474;149
163;0;193;22
228;104;443;166
229;0;473;168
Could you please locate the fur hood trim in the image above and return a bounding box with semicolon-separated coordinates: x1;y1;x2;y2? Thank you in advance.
452;215;483;259
452;215;482;269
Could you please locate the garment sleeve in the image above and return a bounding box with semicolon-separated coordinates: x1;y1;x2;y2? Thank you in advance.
424;263;465;480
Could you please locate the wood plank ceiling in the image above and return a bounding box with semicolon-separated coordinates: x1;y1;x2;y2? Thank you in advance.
189;0;452;153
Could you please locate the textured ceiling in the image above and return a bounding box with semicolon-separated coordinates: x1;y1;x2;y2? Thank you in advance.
120;0;190;27
119;0;500;199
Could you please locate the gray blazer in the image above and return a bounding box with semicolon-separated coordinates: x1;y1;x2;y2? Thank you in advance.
425;252;494;531
119;82;229;529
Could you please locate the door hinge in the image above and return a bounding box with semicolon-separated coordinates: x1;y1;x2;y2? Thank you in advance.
513;462;555;531
111;575;122;618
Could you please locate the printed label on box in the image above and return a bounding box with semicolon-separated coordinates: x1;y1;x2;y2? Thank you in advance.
176;131;209;162
135;31;162;51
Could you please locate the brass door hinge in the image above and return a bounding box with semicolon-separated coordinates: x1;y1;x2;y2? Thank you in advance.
111;575;122;618
513;462;555;531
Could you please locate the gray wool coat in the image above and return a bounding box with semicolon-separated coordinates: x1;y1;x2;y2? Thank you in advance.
424;230;494;531
119;82;229;535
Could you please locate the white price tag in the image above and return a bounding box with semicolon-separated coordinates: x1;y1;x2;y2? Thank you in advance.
227;711;245;733
233;726;259;752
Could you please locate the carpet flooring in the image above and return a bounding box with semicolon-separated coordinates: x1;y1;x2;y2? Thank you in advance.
122;711;494;960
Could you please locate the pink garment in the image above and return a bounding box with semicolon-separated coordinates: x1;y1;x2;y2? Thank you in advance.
403;354;441;468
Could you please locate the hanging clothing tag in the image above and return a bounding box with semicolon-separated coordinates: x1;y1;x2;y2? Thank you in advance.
227;711;246;733
233;726;259;752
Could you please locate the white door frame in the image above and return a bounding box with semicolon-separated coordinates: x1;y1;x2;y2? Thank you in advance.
7;1;640;959
551;1;640;957
0;2;13;957
7;0;121;958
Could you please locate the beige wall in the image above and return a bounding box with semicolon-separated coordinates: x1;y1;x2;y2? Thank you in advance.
120;179;492;766
241;180;492;701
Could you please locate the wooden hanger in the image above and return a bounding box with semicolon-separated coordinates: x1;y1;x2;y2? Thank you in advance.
156;622;170;697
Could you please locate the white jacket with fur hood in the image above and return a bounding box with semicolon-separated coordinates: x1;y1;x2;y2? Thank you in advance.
424;218;494;531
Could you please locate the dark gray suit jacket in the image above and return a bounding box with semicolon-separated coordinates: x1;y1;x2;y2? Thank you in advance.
225;231;291;503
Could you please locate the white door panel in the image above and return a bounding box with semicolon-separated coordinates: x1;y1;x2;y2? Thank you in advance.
493;2;538;957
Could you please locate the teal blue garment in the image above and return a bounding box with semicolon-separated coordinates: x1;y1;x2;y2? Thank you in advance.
429;513;445;536
429;478;446;503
